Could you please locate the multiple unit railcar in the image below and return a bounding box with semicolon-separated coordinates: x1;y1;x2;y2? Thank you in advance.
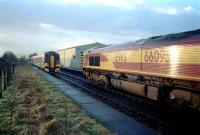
83;29;200;109
31;51;60;72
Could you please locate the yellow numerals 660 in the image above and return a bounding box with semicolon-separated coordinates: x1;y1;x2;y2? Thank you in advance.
144;49;169;63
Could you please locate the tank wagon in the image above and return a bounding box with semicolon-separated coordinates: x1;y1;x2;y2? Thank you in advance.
31;51;60;72
83;29;200;109
58;43;106;69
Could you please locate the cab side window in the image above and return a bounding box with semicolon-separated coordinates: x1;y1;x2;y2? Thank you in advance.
89;57;95;66
95;56;100;66
89;56;100;66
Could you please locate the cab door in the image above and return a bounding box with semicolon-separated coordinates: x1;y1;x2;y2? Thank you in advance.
50;54;55;71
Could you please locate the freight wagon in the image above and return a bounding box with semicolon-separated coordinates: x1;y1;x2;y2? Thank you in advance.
58;43;106;69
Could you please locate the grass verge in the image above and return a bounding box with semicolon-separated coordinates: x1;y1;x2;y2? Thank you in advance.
0;65;112;135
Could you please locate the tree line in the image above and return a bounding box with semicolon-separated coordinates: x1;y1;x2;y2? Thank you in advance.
1;51;37;64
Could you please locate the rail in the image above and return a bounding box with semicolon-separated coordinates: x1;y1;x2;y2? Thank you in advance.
51;69;200;134
52;70;176;134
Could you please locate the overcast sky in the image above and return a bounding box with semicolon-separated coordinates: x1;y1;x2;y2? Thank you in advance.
0;0;200;56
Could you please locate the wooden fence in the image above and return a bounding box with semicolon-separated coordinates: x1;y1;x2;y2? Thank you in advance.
0;57;15;98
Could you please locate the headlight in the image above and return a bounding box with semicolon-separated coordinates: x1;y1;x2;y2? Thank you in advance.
45;63;49;67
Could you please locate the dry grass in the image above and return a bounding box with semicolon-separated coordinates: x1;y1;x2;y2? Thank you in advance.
0;65;112;135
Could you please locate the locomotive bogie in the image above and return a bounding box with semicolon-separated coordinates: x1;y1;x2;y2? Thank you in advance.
169;89;200;109
170;89;191;102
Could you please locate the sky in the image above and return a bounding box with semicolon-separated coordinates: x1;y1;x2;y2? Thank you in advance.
0;0;199;56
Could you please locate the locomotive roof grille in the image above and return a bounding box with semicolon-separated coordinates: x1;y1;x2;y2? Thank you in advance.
122;29;200;46
85;28;200;51
145;29;200;44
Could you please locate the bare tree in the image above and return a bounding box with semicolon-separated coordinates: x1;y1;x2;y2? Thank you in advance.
2;51;17;64
18;56;27;64
29;53;37;61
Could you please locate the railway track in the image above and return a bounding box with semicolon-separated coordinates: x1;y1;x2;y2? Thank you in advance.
50;68;200;135
51;69;179;134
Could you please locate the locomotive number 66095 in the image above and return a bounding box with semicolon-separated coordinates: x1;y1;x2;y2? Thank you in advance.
144;49;170;63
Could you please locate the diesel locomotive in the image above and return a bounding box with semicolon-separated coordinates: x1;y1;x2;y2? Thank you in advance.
31;51;60;72
82;29;200;109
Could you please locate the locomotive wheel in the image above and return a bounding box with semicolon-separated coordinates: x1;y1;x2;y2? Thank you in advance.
98;75;110;89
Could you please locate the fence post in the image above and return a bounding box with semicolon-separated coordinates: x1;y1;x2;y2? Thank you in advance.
3;69;7;91
0;70;2;98
12;64;15;75
7;67;10;85
10;66;12;79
